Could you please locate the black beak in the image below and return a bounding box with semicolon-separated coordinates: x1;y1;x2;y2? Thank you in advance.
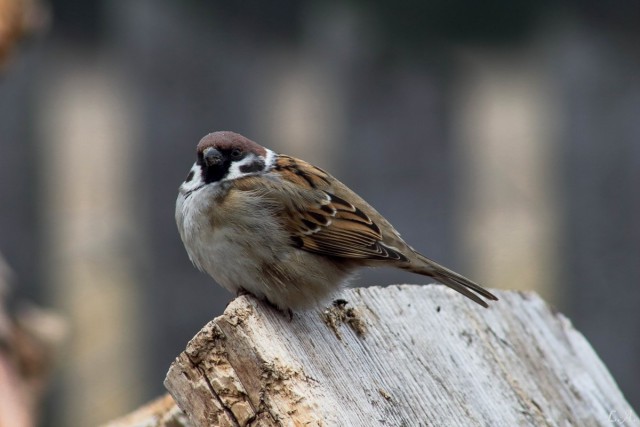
203;147;223;167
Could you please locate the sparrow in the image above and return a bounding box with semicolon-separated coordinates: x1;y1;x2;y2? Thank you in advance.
176;131;498;311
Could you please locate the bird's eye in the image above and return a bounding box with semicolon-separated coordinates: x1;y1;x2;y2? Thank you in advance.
230;148;243;159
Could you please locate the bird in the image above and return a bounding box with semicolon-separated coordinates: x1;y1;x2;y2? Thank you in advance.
175;131;498;311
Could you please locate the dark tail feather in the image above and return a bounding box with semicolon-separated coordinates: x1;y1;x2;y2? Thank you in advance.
404;254;498;308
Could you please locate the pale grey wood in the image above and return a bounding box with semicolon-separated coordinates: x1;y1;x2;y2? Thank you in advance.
165;285;638;426
102;394;192;427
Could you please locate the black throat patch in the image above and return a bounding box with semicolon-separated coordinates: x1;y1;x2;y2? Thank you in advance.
198;151;266;184
198;154;231;184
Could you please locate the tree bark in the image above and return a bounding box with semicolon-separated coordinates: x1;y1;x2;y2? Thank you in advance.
158;285;638;426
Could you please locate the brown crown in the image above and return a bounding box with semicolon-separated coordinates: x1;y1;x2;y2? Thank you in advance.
196;131;267;157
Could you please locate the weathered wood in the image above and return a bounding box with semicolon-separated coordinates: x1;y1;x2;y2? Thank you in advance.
102;394;191;427
163;285;638;426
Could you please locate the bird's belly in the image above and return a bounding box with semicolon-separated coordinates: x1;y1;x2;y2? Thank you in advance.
189;225;275;292
188;224;352;310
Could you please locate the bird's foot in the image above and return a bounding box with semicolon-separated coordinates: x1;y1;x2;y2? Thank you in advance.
236;288;294;321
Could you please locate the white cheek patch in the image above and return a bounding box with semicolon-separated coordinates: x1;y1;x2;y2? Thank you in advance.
179;163;205;194
225;154;268;181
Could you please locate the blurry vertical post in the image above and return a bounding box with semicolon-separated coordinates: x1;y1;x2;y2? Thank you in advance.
37;50;144;426
254;4;356;168
452;49;560;302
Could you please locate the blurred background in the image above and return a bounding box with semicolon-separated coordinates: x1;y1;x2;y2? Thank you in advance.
1;0;639;425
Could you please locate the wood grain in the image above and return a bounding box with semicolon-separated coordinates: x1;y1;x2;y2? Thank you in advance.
164;285;638;426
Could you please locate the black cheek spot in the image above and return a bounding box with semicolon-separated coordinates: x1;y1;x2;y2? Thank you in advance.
239;160;265;174
185;171;194;182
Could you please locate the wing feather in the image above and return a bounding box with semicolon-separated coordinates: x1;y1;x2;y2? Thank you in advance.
232;153;496;307
269;154;409;262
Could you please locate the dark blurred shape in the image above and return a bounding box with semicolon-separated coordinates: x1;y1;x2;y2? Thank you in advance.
566;0;640;32
49;0;102;40
347;0;549;47
558;35;640;406
186;0;306;40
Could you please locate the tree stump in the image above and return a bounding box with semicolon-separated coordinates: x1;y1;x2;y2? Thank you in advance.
159;285;638;426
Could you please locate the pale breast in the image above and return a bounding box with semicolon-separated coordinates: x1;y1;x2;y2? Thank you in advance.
176;183;290;293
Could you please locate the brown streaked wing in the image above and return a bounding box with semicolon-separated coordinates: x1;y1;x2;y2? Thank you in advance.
287;189;408;262
268;154;407;261
273;155;332;190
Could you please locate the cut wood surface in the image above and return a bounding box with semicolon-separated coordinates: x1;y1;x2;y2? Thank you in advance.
164;285;638;427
